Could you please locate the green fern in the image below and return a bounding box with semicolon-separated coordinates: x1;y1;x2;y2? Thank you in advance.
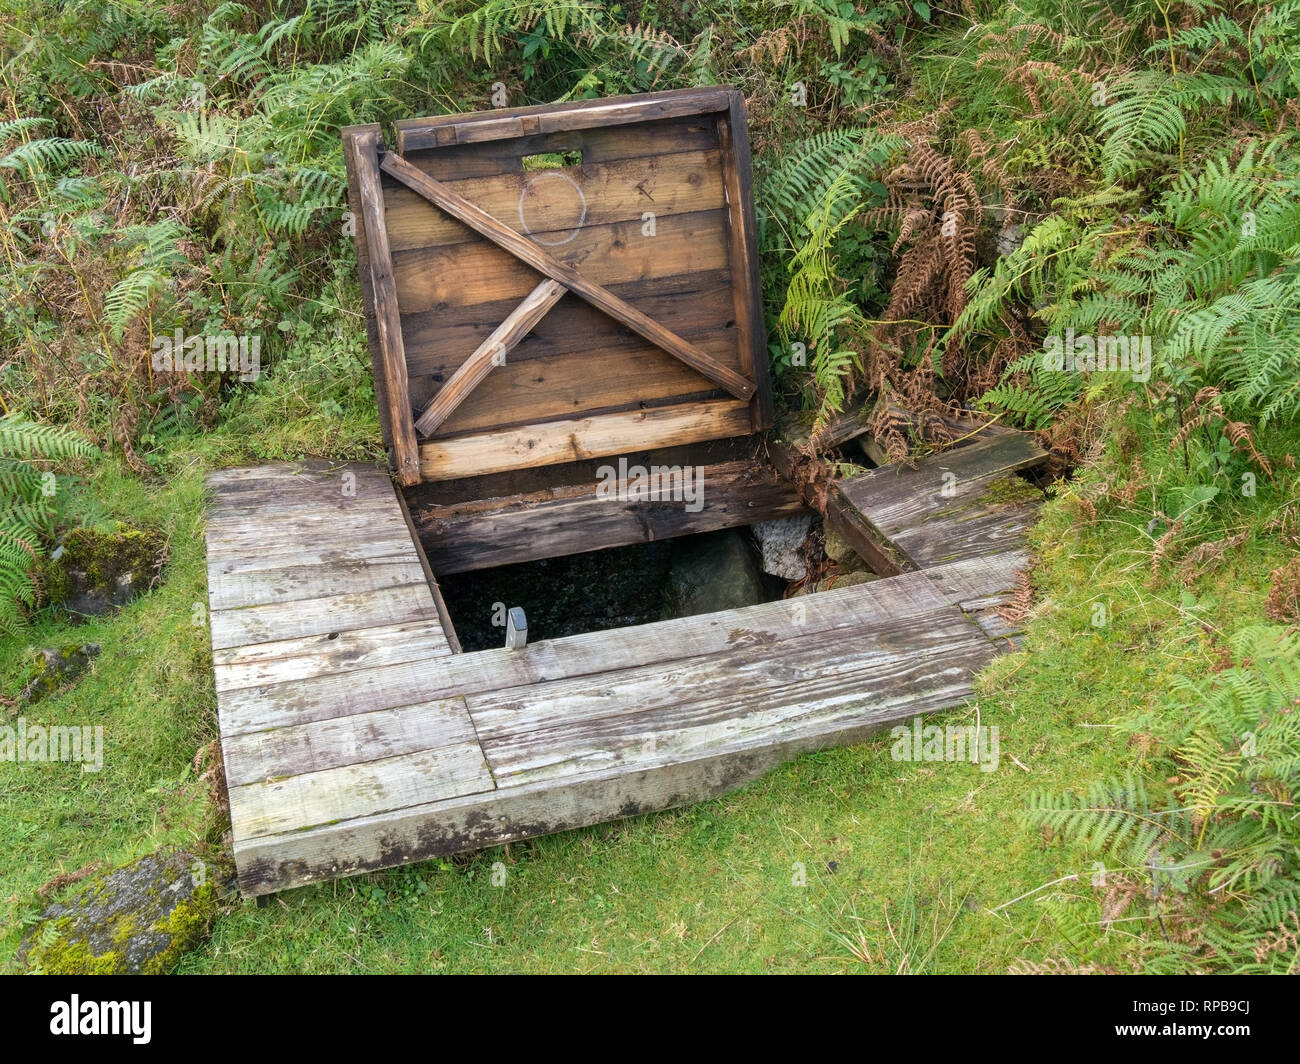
1028;625;1300;973
0;415;99;636
103;221;190;340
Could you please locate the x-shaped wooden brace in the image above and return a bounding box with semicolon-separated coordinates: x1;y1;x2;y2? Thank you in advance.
378;152;756;438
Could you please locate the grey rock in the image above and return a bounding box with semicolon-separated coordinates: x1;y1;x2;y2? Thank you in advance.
664;530;765;618
751;514;812;580
18;848;217;974
824;526;868;571
19;643;100;704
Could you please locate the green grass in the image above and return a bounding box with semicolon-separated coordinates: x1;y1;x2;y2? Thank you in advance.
5;438;1285;972
0;462;217;958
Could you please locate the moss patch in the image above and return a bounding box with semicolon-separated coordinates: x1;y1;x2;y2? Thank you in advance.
18;848;218;974
40;523;167;617
17;643;100;704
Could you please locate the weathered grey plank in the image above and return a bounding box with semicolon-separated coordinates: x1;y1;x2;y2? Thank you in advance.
209;582;439;651
217;571;955;734
922;552;1029;602
226;726;495;839
204;508;413;556
205;535;420;574
218;657;445;737
223;697;483;788
892;500;1041;568
468;604;990;785
212;619;452;693
837;431;1045;523
206;554;429;611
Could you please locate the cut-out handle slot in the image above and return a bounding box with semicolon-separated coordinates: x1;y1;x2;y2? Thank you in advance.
522;149;582;170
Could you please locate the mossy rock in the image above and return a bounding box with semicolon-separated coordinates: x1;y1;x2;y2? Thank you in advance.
18;643;100;705
976;475;1044;507
663;529;765;618
824;526;869;571
793;568;880;596
18;848;217;974
39;522;167;617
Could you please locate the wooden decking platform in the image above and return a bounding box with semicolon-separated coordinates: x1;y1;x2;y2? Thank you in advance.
206;449;1043;897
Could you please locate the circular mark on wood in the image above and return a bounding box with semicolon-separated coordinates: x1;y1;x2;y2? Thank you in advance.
518;171;588;247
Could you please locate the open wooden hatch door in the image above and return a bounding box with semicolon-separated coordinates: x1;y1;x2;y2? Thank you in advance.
342;87;772;487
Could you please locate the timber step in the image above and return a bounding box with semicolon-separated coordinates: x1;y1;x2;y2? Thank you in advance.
828;431;1048;571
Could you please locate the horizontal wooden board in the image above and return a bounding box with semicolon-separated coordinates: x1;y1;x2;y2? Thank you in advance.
836;432;1045;532
224;697;484;789
210;582;439;651
206;553;429;612
395;114;721;181
469;608;995;787
417;399;754;480
226;712;494;839
393;87;731;151
385;148;723;254
402;269;735;375
212;618;452;693
204;534;421;574
415;458;806;573
391;208;730;315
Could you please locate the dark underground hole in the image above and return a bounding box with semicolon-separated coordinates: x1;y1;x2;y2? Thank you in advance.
437;528;791;652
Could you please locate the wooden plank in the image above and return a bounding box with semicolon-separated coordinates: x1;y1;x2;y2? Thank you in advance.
415;458;806;574
223;697;484;789
206;553;429;611
401;436;766;508
204;534;420;573
212;618;452;693
414;279;566;436
208;477;397;514
209;582;439;651
349;128;421;485
836;432;1045;529
394;114;721;181
716;92;773;433
418;399;753;481
218;657;450;737
826;433;1045;570
207;493;400;529
394;87;730;151
380;152;755;402
893;499;1041;568
402;269;736;377
392;481;463;654
218;570;956;735
340;128;395;456
413;344;732;440
226;713;495;839
391;209;731;313
204;510;414;558
384;148;724;254
469;608;995;786
922;551;1030;602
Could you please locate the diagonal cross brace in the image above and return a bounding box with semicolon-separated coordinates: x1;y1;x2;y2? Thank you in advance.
414;279;566;436
380;151;757;411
